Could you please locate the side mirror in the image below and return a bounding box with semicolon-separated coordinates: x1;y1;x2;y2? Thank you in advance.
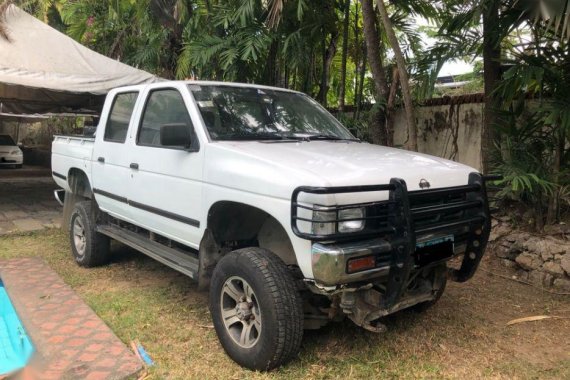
160;123;192;149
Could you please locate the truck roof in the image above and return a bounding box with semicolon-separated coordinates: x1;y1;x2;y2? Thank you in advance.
113;80;303;95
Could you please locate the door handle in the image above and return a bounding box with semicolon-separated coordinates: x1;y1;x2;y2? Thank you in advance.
130;163;139;170
97;157;105;163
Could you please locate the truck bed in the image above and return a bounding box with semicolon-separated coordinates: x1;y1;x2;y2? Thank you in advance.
51;135;95;190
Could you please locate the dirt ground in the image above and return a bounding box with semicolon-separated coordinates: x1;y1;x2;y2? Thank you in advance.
0;229;569;379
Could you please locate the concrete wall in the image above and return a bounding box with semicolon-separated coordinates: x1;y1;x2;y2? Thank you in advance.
393;102;484;171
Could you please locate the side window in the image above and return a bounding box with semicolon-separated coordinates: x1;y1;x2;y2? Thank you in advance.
103;92;138;143
138;89;195;148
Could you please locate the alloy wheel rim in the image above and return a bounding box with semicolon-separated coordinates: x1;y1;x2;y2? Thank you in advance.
220;276;262;348
73;216;86;257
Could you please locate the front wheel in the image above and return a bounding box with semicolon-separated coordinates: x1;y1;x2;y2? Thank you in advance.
209;248;303;371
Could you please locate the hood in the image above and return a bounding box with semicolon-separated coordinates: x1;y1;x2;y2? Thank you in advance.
204;141;478;200
0;145;18;153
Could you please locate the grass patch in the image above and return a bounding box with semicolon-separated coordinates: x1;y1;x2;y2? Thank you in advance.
1;229;569;379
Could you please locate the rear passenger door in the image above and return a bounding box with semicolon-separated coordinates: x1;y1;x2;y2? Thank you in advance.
127;87;204;248
92;90;139;221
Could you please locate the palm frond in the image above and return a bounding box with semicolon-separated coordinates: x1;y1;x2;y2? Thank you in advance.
0;0;12;42
517;0;570;41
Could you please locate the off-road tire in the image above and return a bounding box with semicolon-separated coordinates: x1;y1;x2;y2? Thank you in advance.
69;201;110;267
209;247;303;371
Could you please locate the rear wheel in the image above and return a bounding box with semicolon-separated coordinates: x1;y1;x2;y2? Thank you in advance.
69;201;110;267
209;247;303;371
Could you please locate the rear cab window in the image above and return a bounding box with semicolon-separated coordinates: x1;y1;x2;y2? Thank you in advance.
104;92;139;143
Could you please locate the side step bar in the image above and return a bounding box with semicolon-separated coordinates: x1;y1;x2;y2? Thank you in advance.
97;224;199;279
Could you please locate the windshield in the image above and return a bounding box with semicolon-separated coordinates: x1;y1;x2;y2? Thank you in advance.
188;85;355;141
0;135;16;146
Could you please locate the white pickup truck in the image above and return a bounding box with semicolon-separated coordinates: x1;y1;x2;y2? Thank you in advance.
52;81;494;370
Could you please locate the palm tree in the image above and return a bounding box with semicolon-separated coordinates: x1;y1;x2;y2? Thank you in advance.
360;0;389;145
376;0;416;151
338;0;351;111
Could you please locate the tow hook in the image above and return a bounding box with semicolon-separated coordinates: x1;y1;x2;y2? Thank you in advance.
339;284;436;333
340;290;388;333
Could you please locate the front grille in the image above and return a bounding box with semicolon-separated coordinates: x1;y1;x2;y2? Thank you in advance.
408;185;485;237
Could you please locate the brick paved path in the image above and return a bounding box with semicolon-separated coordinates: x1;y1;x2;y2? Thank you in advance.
0;177;62;235
0;258;142;379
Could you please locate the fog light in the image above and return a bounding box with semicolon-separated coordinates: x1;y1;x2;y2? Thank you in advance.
347;255;376;273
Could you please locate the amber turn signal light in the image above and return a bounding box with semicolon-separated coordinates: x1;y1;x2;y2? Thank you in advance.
347;255;376;273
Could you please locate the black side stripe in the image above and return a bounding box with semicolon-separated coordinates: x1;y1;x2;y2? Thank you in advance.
93;188;200;228
52;171;67;180
93;188;128;204
128;200;200;228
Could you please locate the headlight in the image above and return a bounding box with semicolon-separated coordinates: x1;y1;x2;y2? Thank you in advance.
312;206;336;235
312;206;365;235
10;150;22;155
338;207;365;233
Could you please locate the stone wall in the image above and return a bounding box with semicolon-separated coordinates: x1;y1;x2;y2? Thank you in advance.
490;222;570;291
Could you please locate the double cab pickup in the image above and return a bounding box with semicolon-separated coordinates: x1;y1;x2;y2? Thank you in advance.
52;81;493;370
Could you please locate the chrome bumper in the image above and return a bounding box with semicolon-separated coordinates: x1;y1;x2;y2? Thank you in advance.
311;238;392;286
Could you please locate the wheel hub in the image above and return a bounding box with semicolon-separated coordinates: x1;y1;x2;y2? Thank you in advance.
235;301;254;321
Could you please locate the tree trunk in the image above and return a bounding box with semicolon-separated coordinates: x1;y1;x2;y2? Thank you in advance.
385;67;399;147
360;0;388;145
303;48;314;94
263;40;279;86
547;128;564;224
360;0;388;101
482;0;501;173
317;30;339;107
376;0;417;151
355;44;367;120
339;0;351;111
353;1;360;109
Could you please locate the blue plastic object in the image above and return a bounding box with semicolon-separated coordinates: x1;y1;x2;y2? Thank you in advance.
136;343;154;367
0;280;34;375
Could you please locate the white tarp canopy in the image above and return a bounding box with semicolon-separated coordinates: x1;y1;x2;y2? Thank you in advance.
0;4;160;115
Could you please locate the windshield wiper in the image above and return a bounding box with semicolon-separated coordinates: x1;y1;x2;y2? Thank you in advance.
302;134;361;142
216;132;303;141
215;132;360;142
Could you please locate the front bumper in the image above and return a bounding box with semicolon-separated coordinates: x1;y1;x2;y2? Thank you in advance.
0;153;23;165
312;238;392;285
293;172;496;308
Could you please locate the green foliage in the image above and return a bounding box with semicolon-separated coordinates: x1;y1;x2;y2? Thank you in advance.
491;117;555;201
17;0;437;112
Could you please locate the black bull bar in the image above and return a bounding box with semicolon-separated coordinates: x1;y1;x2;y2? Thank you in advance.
291;172;499;309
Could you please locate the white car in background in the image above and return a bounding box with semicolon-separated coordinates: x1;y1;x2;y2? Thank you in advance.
0;135;23;168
